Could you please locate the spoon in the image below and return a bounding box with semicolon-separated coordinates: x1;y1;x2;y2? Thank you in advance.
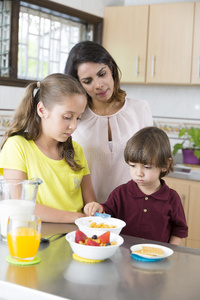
40;233;67;243
94;212;111;219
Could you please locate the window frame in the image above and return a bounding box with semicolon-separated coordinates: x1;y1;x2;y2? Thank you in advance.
0;0;103;87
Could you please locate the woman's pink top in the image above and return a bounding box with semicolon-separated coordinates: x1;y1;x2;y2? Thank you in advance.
72;98;153;203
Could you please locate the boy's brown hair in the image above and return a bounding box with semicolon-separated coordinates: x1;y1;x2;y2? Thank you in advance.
124;126;175;178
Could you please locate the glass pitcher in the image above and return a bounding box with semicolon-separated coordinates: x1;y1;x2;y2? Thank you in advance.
0;177;42;241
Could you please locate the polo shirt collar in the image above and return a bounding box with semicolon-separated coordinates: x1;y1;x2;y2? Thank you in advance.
127;179;170;201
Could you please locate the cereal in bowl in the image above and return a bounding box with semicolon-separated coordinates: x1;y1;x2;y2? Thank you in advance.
89;222;117;229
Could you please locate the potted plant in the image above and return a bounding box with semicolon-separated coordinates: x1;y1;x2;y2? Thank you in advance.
173;127;200;165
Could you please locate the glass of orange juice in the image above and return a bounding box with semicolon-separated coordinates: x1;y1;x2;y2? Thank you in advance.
7;214;41;261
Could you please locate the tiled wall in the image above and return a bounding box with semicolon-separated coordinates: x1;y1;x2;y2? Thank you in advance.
122;84;200;160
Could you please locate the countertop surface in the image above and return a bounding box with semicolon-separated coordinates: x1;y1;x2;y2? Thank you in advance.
167;164;200;181
1;222;200;300
168;169;200;181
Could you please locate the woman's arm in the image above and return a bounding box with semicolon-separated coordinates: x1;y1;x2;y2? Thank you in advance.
2;168;86;223
81;174;97;205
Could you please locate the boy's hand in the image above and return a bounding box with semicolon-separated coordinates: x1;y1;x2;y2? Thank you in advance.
84;202;103;216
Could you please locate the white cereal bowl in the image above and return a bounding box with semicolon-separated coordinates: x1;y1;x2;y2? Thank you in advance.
75;216;126;235
65;230;124;260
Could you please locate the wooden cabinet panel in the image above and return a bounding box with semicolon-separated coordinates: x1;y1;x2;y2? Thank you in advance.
186;182;200;242
165;176;200;249
186;239;200;249
165;177;190;247
103;2;199;85
164;177;190;220
103;6;149;83
192;2;200;84
146;2;194;84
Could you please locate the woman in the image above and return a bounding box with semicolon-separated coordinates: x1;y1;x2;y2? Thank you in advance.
64;41;153;203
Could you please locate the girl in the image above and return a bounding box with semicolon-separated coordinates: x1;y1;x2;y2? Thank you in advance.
84;126;188;245
64;41;153;203
0;73;96;223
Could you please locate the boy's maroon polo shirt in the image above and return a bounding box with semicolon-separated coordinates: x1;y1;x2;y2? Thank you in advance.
103;179;188;243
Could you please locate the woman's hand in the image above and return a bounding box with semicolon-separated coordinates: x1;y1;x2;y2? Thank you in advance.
84;202;103;216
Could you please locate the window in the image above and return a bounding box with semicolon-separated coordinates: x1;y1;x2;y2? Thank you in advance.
0;0;11;77
0;0;103;87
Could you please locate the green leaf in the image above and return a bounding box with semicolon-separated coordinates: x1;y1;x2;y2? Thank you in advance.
178;128;186;138
194;149;200;159
173;142;184;155
188;127;200;148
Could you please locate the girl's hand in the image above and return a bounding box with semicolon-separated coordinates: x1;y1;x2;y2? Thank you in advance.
84;202;103;216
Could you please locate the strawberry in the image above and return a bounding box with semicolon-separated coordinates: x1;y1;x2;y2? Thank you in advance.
85;239;100;246
98;231;110;244
75;230;88;244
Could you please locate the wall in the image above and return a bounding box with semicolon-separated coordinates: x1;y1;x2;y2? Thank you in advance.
0;0;200;159
49;0;124;17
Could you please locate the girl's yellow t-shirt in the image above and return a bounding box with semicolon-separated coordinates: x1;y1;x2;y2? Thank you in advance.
0;136;90;212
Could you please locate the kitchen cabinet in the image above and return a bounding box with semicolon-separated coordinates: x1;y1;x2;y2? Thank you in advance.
192;2;200;84
165;176;200;249
164;177;189;247
103;5;149;83
186;181;200;248
146;2;194;84
103;2;198;85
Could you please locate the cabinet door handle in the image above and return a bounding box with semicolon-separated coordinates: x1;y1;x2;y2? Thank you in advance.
135;55;139;77
197;56;200;78
151;55;155;77
181;194;185;206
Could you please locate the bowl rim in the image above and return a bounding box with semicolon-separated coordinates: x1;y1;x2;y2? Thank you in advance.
75;216;126;228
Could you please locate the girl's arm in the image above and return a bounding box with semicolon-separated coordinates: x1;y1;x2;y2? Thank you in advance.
169;235;182;245
36;174;97;222
81;174;97;205
3;168;85;223
3;168;27;181
34;203;85;223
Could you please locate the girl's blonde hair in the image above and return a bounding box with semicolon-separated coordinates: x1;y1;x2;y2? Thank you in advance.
124;126;175;178
1;73;87;171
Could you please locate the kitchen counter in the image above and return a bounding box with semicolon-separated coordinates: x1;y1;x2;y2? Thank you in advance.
168;169;200;181
167;164;200;181
1;222;200;300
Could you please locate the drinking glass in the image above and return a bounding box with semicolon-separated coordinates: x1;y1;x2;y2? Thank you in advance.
7;214;41;261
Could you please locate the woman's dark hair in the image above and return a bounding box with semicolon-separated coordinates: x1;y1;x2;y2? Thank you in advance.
64;41;126;104
124;126;175;178
1;73;86;171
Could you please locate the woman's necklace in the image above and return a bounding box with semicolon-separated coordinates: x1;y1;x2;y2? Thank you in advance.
90;101;122;116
